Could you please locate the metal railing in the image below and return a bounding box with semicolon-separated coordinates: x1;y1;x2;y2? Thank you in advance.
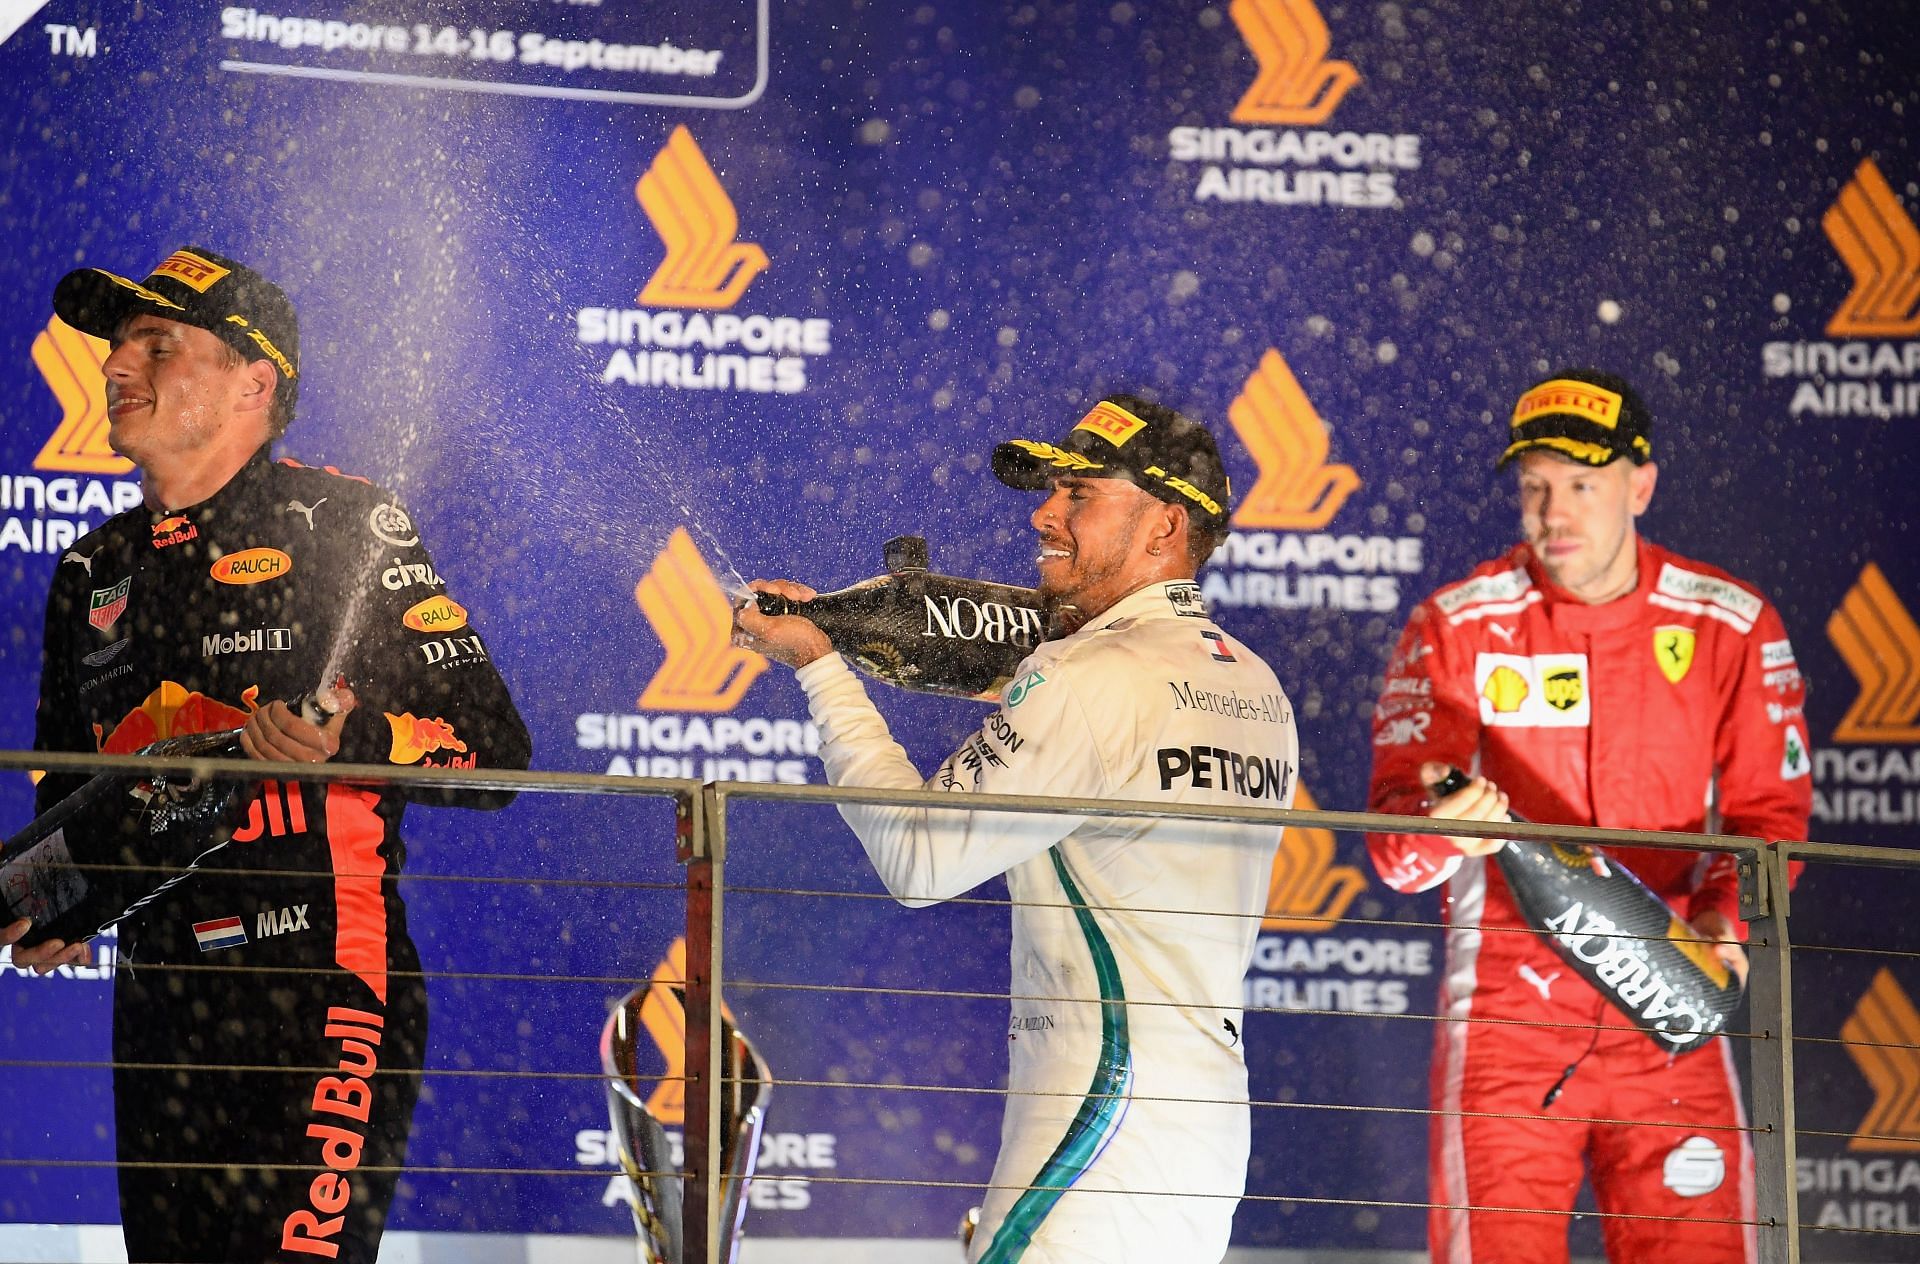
1;749;1914;1264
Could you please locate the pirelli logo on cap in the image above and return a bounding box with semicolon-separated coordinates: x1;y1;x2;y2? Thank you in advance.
151;250;232;294
1512;379;1625;431
1072;401;1148;448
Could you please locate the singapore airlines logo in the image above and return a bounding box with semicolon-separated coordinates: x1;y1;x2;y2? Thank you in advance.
1263;785;1368;932
31;317;132;475
1823;160;1920;338
635;528;766;713
1229;0;1360;126
1828;563;1920;744
1228;349;1360;530
636;126;769;311
1840;969;1920;1151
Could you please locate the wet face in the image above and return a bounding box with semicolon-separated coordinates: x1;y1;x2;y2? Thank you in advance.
1030;475;1170;619
102;314;265;466
1515;449;1658;602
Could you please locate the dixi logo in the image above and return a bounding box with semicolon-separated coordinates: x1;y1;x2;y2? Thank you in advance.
1828;564;1920;744
1227;349;1359;530
637;126;768;310
635;527;766;713
1839;969;1920;1150
1824;159;1920;338
1262;784;1368;932
31;317;132;475
1230;0;1359;126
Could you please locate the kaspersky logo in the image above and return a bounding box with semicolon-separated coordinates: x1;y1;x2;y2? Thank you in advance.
635;528;766;713
1829;564;1920;745
1262;785;1366;931
1840;969;1920;1151
1166;0;1420;208
1204;349;1423;616
1228;349;1359;529
577;129;833;394
1229;0;1359;125
1762;160;1920;422
636;126;768;310
3;318;142;556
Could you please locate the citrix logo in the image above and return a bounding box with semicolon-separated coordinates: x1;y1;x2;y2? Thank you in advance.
635;527;766;713
30;317;133;475
1229;0;1360;126
636;126;769;311
1262;784;1367;932
1227;348;1360;530
1824;159;1920;338
1828;563;1920;744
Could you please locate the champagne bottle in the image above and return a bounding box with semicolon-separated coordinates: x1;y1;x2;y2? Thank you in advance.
1431;767;1743;1054
755;537;1050;702
1;692;338;949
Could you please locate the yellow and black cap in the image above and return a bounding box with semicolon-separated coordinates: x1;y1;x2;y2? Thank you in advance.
992;393;1232;525
1498;368;1652;469
53;246;300;415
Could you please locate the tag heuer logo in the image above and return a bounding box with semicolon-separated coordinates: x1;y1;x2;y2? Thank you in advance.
89;577;130;631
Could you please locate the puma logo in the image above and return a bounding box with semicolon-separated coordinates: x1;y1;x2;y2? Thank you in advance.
284;498;327;530
62;547;100;576
1519;963;1561;1001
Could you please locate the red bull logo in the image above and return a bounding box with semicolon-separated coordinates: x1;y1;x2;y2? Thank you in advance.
402;595;468;634
210;547;292;585
94;681;256;753
151;515;198;549
385;711;471;766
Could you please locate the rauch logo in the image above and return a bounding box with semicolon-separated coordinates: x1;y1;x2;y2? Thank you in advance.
1203;349;1423;614
1166;0;1421;209
3;317;141;555
577;126;834;394
1763;160;1920;421
1812;563;1920;829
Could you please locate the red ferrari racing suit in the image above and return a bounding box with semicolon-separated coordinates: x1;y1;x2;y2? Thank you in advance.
1366;538;1810;1264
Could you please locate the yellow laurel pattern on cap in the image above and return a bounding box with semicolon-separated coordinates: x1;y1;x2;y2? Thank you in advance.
100;271;185;311
1500;434;1647;466
1005;439;1105;472
1513;379;1624;430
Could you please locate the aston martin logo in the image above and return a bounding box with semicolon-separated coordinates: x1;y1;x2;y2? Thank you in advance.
1227;349;1360;530
31;317;132;475
1229;0;1360;126
636;126;769;311
635;528;766;713
1841;969;1920;1151
1823;160;1920;338
1263;785;1367;931
1828;563;1920;744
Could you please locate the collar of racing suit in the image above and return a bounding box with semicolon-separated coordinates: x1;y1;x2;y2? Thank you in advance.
1073;579;1209;638
146;444;278;529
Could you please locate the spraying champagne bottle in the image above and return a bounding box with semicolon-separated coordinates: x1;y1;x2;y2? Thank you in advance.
0;690;341;949
1430;767;1743;1054
755;536;1051;701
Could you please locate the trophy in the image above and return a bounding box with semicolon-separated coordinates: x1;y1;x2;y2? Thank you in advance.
600;982;771;1263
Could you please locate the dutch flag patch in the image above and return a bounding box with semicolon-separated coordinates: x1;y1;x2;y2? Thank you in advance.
192;917;248;953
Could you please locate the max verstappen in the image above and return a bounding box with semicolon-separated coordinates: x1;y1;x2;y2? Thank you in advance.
6;247;530;1262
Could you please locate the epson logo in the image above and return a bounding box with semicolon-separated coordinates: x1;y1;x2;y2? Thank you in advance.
921;596;1044;647
202;627;292;657
382;558;443;591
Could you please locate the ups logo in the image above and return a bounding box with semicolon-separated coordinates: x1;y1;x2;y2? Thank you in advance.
1262;785;1367;932
1229;0;1360;126
1840;969;1920;1151
1543;667;1584;712
30;317;132;475
1226;349;1360;530
1828;563;1920;744
635;126;769;311
634;527;766;713
1824;160;1920;339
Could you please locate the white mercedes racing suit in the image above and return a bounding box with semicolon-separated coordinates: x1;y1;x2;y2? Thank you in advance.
796;580;1297;1263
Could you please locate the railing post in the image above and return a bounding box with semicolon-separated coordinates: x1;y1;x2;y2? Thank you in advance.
680;784;727;1264
1741;842;1799;1264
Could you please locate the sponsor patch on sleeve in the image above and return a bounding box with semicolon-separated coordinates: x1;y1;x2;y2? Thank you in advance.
1435;568;1530;617
1760;638;1796;670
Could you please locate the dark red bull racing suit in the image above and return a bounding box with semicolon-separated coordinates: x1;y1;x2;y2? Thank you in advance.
33;448;531;1263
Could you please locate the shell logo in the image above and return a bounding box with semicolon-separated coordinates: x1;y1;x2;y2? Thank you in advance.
1481;664;1529;713
210;547;293;586
403;595;469;634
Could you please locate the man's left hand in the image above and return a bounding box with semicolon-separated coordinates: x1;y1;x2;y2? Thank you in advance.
239;696;354;764
2;916;90;975
1689;910;1749;989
